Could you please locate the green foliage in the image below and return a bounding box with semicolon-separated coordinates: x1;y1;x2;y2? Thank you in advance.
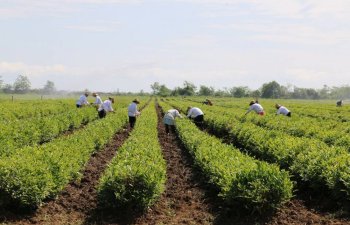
198;85;215;96
13;75;31;94
98;102;166;211
261;81;282;98
159;100;293;212
0;106;129;207
168;97;350;203
0;106;97;156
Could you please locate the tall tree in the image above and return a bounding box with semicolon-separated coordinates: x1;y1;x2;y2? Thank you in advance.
214;89;229;97
230;86;250;98
43;80;56;94
182;81;197;96
3;84;12;93
150;82;161;95
319;85;331;99
261;81;282;98
0;76;3;89
172;81;197;96
13;75;31;94
198;85;215;96
250;89;261;99
158;85;171;97
330;85;350;99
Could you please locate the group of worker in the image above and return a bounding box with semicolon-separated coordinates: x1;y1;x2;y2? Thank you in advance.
163;101;291;135
245;100;291;117
76;92;140;128
77;93;291;133
163;106;204;134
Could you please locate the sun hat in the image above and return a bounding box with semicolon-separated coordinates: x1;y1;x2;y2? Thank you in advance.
109;97;115;103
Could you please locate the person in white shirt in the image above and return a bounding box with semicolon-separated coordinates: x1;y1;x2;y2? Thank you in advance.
163;108;182;134
275;104;291;117
187;106;204;126
128;99;140;128
76;92;89;108
245;101;265;116
92;93;103;110
98;97;115;118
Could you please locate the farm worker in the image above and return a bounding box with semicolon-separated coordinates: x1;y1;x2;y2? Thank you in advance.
275;104;291;117
128;98;141;128
203;99;213;106
336;99;343;107
76;92;89;108
245;100;265;116
98;97;115;119
92;92;103;109
187;106;204;125
163;109;182;134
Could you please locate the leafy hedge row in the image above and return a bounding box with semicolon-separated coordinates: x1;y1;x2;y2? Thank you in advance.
182;98;350;151
247;114;350;150
0;100;74;122
159;100;293;212
179;102;350;201
98;101;166;210
0;107;98;156
0;106;129;208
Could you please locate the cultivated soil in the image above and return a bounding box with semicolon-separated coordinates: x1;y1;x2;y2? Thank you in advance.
0;125;132;225
1;103;350;224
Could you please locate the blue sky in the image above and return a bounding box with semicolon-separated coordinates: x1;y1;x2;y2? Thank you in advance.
1;0;350;92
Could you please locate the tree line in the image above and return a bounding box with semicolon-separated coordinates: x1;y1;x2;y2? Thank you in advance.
151;81;350;99
0;75;56;94
1;75;349;99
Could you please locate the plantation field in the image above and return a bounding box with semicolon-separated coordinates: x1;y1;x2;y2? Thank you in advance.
1;96;350;225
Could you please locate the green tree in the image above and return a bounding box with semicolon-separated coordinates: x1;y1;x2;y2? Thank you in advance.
172;81;197;96
319;85;331;99
291;87;320;99
158;85;171;97
171;87;181;96
261;81;282;98
43;80;56;94
3;84;12;93
182;81;197;96
214;89;229;97
198;85;215;96
13;75;31;93
250;89;261;99
330;85;350;99
230;86;250;98
0;76;3;89
150;82;161;95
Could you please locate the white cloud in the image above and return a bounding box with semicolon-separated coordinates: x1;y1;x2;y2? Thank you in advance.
166;35;219;49
181;0;350;20
64;20;121;32
284;68;350;88
208;17;350;46
305;0;350;19
287;68;329;82
0;61;66;76
0;0;142;19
